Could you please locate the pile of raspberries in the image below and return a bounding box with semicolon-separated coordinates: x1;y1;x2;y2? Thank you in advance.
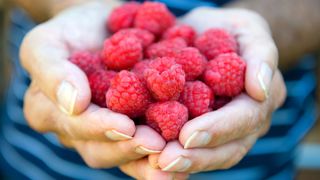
70;2;246;141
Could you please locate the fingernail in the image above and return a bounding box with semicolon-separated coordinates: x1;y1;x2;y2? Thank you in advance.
162;156;192;172
57;81;77;115
135;146;161;155
257;63;272;99
105;130;132;141
184;131;211;149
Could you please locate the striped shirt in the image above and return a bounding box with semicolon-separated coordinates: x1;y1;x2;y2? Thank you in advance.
0;1;318;179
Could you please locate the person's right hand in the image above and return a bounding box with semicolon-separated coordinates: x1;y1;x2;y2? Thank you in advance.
21;1;165;169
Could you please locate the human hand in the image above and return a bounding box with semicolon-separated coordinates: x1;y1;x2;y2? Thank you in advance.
119;158;189;180
21;1;165;169
147;7;286;173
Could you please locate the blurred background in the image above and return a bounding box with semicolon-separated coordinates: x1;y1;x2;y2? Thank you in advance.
0;0;319;179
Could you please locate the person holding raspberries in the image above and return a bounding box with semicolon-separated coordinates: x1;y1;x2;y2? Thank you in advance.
0;0;319;179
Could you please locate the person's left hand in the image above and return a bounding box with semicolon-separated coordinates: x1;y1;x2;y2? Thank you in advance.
146;7;287;173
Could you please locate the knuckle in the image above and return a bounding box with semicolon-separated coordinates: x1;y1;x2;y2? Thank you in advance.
259;120;271;137
58;122;74;138
83;156;104;169
23;84;57;134
219;159;234;170
252;112;266;134
78;146;108;169
221;144;247;170
80;149;115;169
23;90;47;133
246;108;259;130
57;136;73;148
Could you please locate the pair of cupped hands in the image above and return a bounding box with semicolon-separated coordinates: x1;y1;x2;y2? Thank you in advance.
21;1;286;179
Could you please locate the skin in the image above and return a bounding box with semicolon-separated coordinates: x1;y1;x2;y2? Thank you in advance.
16;0;320;179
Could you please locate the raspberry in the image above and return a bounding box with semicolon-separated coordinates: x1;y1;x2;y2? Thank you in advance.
113;28;155;48
108;2;141;33
102;35;143;70
146;101;188;141
106;70;151;118
134;2;175;36
195;28;238;60
131;60;151;78
168;47;207;80
145;38;187;58
213;96;232;110
179;81;213;118
204;53;246;97
162;25;196;45
69;51;103;75
144;57;185;101
88;70;117;107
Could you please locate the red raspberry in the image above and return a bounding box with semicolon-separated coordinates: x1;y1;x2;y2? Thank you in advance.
204;53;246;97
195;28;238;60
88;70;117;107
145;38;187;58
131;60;151;78
179;81;213;118
69;51;103;75
146;101;188;141
168;47;207;81
213;96;232;110
107;2;141;33
134;2;175;36
106;70;151;118
162;25;196;45
144;57;185;101
102;35;143;70
113;28;155;48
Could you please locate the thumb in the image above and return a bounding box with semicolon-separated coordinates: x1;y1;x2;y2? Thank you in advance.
20;26;91;115
241;34;278;101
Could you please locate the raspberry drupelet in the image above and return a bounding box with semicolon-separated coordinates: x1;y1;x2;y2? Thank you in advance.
106;70;152;118
180;81;214;118
195;28;238;60
144;57;185;101
204;53;246;97
146;101;188;141
88;70;117;107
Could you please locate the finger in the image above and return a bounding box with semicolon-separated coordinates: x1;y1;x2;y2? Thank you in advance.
157;135;256;173
271;70;287;109
235;21;278;102
71;125;165;168
120;158;189;180
24;83;136;142
180;71;286;149
20;26;91;115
